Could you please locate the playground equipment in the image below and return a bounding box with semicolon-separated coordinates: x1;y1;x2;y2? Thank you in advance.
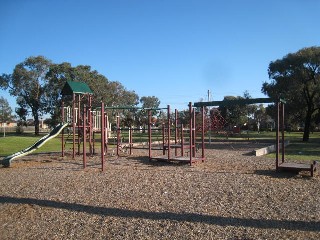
0;123;68;167
148;102;205;165
274;101;318;177
106;103;206;166
61;81;108;170
1;80;207;170
194;98;318;177
102;105;170;156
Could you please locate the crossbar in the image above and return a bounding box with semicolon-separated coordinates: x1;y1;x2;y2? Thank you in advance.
194;98;274;107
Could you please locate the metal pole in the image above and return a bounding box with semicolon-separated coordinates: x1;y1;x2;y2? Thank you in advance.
83;105;86;169
167;105;171;161
148;110;152;160
89;95;93;155
192;104;196;157
181;124;184;157
101;101;105;171
189;102;193;165
117;116;120;157
129;126;132;155
162;123;165;155
175;109;178;156
72;93;76;159
77;94;81;155
276;101;280;170
61;101;65;157
208;89;211;144
202;106;205;160
281;103;285;163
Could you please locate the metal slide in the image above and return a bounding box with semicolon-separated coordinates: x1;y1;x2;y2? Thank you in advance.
1;122;69;167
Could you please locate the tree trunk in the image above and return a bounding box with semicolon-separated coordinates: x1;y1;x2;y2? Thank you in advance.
32;110;40;136
303;106;313;142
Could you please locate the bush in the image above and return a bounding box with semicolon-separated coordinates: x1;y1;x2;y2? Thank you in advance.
16;125;24;134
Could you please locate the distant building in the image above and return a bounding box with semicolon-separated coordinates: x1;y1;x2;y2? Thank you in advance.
0;121;17;128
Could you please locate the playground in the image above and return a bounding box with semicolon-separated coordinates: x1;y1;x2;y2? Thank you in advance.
0;139;319;239
1;81;319;239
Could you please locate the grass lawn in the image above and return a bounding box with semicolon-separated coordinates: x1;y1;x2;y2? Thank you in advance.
0;134;62;156
0;131;319;162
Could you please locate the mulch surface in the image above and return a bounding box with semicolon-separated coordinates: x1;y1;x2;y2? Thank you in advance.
1;141;319;239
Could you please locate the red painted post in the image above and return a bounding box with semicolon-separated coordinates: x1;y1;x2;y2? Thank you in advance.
189;102;193;165
77;94;81;156
72;93;76;159
101;101;105;171
148;110;152;160
202;106;205;160
129;126;132;155
83;105;87;169
89;95;93;155
105;114;108;156
276;101;280;170
162;123;165;155
181;124;184;157
192;104;196;158
167;105;171;161
117;116;120;157
175;109;178;156
281;103;285;163
61;101;65;157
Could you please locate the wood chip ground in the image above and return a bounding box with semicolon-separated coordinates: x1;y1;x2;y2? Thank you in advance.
1;141;319;239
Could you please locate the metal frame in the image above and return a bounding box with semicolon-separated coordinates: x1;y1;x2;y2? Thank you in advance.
194;98;318;176
148;102;205;165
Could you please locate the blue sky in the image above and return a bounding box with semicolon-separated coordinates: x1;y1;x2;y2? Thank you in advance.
1;0;319;112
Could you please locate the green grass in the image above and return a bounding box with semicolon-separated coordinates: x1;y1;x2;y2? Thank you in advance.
0;134;62;156
267;135;320;161
1;131;319;162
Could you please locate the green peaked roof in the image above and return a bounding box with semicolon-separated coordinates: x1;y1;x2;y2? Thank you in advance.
61;81;93;95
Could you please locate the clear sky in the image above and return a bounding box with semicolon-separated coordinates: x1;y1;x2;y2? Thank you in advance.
1;0;319;112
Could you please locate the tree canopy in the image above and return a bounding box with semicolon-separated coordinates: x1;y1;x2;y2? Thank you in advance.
0;56;145;134
0;97;14;124
0;56;52;135
262;46;320;141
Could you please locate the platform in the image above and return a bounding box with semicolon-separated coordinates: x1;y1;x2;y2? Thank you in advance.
150;155;204;165
278;161;318;177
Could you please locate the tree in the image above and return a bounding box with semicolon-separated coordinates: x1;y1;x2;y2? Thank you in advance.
0;56;52;135
46;62;139;126
140;96;160;109
219;96;248;129
253;104;270;132
136;96;161;130
0;97;14;136
262;46;320;141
